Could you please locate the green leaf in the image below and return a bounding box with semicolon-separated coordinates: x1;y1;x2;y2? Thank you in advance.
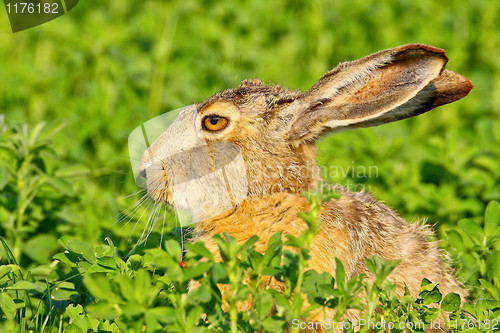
116;275;134;302
127;254;144;270
120;302;144;316
365;258;376;275
211;262;228;284
0;265;20;282
86;301;120;320
0;165;10;190
103;237;116;256
51;286;78;301
97;256;117;269
261;232;283;267
485;201;500;237
302;270;334;301
262;316;287;331
66;239;96;264
53;252;79;267
420;278;436;290
0;142;16;155
462;302;476;318
7;280;40;291
187;285;212;304
183;261;212;280
446;230;464;252
241;234;259;250
65;304;89;333
134;269;152;304
419;279;442;305
87;263;115;274
420;289;442;305
145;311;162;332
335;258;346;286
21;234;58;263
54;164;91;178
479;279;500;300
0;292;16;320
491;251;500;281
144;248;174;269
83;274;113;301
185;306;204;329
29;122;47;146
441;293;461;312
185;241;214;260
235;284;250;301
254;291;274;320
422;307;440;323
458;219;483;240
46;176;75;197
63;324;84;333
164;239;181;261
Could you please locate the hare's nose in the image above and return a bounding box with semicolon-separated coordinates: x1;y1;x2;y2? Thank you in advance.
138;147;155;179
138;158;149;179
138;165;147;178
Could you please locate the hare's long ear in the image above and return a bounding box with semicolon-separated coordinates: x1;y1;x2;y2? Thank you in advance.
280;44;473;144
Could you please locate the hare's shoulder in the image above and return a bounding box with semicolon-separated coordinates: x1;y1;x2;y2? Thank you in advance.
319;188;443;268
319;188;413;233
318;188;436;258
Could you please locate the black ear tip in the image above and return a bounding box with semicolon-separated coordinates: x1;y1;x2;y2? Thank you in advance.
430;70;473;108
394;44;447;57
397;43;445;53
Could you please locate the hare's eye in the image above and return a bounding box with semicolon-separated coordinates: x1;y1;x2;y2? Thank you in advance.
203;116;229;131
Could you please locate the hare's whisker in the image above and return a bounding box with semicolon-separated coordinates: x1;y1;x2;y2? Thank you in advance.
120;189;147;200
159;205;167;250
137;201;159;246
115;194;150;230
116;193;149;223
175;208;185;257
145;202;162;244
128;200;154;243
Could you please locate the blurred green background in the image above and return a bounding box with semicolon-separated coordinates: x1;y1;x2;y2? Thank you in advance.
0;0;499;265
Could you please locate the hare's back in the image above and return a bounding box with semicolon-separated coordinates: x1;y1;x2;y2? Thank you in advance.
315;190;464;298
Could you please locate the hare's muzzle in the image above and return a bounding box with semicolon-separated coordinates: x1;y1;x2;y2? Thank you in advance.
138;141;249;219
134;102;249;220
138;152;172;204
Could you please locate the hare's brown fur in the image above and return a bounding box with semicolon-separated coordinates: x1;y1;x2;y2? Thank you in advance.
193;190;465;309
139;44;473;332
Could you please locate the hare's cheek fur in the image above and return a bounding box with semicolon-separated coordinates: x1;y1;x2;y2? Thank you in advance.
238;142;321;197
139;104;249;220
143;142;250;220
138;44;473;329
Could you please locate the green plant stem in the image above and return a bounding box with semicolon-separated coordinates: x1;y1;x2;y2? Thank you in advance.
360;287;378;333
229;305;238;333
14;156;31;264
228;260;239;333
289;253;307;333
290;206;318;333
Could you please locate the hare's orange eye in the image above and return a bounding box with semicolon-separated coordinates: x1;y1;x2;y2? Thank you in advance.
203;116;228;131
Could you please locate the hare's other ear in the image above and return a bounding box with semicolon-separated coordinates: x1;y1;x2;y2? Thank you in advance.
282;44;473;143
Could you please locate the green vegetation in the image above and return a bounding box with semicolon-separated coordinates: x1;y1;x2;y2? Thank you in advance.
0;0;499;332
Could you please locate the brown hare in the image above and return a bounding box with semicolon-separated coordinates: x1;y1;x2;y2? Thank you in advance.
137;44;472;331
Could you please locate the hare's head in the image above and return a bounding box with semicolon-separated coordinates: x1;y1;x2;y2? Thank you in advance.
138;44;472;221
